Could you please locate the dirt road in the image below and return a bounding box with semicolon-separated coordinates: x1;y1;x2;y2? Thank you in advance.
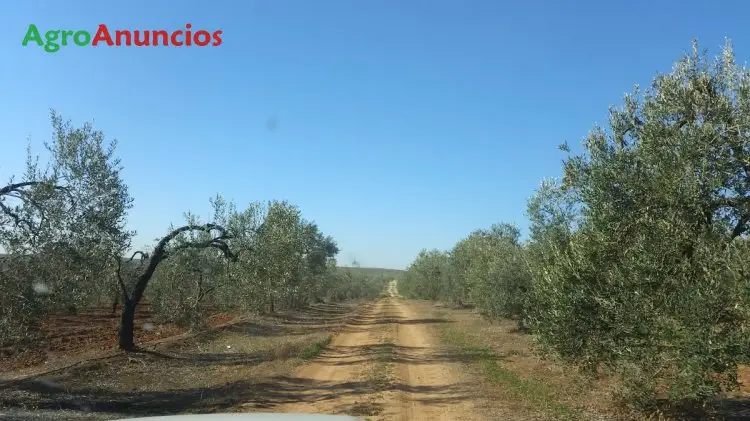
269;281;479;420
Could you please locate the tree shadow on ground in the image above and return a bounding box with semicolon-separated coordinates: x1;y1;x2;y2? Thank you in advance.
221;321;295;337
270;303;364;326
648;397;750;420
308;343;504;366
0;375;472;419
343;301;449;325
169;321;298;346
709;397;750;420
128;348;285;367
346;316;451;326
337;306;451;334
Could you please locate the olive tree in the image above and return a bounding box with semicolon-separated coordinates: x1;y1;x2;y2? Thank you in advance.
148;213;232;326
465;223;529;321
248;201;312;312
400;249;451;300
401;223;530;323
524;178;585;354
526;41;750;407
282;220;338;307
1;110;132;342
115;221;237;351
219;200;267;312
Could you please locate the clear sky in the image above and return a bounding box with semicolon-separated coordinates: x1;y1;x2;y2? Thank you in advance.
1;1;749;269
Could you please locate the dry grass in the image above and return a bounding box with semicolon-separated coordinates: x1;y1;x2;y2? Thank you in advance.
423;303;620;421
425;302;750;421
0;302;360;420
349;324;397;420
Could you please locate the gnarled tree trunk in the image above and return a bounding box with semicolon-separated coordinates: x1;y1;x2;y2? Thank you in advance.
118;297;137;350
115;223;237;351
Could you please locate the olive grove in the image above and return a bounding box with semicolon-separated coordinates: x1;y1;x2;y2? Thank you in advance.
1;110;133;343
400;41;750;410
1;110;386;351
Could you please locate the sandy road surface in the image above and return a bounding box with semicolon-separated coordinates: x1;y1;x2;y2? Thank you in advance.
268;281;479;420
395;299;475;421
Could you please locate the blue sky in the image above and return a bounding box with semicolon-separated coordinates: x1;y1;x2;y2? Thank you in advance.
1;1;749;269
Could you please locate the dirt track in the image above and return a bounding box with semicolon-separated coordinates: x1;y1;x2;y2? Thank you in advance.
270;281;478;420
0;282;484;420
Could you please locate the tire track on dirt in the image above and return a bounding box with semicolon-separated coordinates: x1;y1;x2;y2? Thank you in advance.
266;281;479;420
266;298;388;417
393;296;476;421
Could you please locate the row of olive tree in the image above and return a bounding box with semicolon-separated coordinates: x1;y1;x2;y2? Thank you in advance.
401;41;750;411
1;110;378;352
146;197;342;326
401;223;529;323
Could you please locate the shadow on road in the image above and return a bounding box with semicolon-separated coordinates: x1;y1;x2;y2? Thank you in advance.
0;375;472;418
347;316;451;326
310;343;503;366
127;348;284;367
270;302;361;326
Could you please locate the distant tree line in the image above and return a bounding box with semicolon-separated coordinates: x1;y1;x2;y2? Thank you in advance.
0;111;388;351
400;41;750;411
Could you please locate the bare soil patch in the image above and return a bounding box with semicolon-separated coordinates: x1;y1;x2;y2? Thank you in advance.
427;301;750;421
423;302;608;420
271;283;485;421
1;304;189;372
7;286;667;421
0;301;364;420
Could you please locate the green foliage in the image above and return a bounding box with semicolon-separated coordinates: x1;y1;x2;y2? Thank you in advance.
338;267;405;279
1;111;379;349
524;41;750;408
400;249;452;301
400;224;530;322
8;39;750;414
0;255;45;344
298;334;333;359
402;41;750;411
145;197;351;323
438;325;579;420
460;224;530;320
143;195;385;327
1;110;132;341
323;265;391;302
148;211;230;327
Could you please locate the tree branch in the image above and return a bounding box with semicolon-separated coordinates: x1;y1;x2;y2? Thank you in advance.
128;223;237;306
0;181;67;197
115;255;128;296
128;251;147;262
0;181;70;235
0;200;32;231
731;214;750;240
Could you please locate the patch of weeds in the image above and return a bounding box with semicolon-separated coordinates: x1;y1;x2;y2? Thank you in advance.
433;310;448;318
438;325;580;421
357;330;395;421
505;349;523;357
298;334;332;360
367;340;395;390
348;401;383;417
